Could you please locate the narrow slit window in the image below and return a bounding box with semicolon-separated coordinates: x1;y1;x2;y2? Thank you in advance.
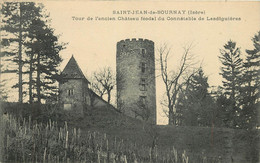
68;89;74;96
141;48;146;57
140;78;146;91
141;62;146;73
139;96;147;106
64;104;72;110
140;84;146;91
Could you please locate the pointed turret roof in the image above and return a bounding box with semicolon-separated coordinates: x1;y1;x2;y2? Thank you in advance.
62;55;90;83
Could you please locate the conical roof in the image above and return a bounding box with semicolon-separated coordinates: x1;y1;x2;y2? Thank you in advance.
62;55;89;82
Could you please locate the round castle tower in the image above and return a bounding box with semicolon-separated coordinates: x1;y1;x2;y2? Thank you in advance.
116;38;156;124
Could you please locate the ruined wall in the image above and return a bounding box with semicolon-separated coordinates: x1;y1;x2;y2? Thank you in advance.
116;38;156;124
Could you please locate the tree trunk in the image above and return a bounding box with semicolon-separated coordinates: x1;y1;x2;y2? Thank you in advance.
169;91;178;126
107;91;111;104
29;53;34;104
168;107;174;125
36;53;41;103
18;2;23;103
231;65;237;127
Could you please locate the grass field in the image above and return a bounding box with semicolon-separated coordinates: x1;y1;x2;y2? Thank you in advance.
0;102;259;162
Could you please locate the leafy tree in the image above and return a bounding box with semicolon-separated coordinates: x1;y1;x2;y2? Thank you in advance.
1;2;42;103
240;31;260;129
214;88;233;128
25;18;64;103
176;68;214;127
1;2;65;103
219;40;243;128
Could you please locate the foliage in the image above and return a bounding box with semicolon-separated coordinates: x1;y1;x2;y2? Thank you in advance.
1;102;65;124
1;2;42;103
239;31;260;129
1;2;65;103
214;91;232;128
218;40;243;128
176;68;214;127
24;18;64;103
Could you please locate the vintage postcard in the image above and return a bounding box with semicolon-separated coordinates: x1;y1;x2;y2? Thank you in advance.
1;1;259;163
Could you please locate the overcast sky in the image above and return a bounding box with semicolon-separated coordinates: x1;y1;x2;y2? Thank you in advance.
3;1;260;124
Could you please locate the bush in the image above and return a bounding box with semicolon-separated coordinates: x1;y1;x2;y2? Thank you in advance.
1;102;67;125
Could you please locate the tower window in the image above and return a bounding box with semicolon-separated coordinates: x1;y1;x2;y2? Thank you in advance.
68;89;74;96
140;84;146;91
141;48;146;57
141;62;146;73
140;78;147;91
139;96;147;106
64;104;72;110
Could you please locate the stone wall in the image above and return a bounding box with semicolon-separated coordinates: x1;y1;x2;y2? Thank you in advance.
59;79;90;116
116;38;156;124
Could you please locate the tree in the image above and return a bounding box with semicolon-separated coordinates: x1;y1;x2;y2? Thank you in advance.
1;2;42;103
219;40;243;128
1;3;65;103
0;80;8;101
240;31;260;129
90;77;106;99
214;88;233;128
0;55;8;101
159;43;198;125
25;18;64;103
91;66;116;104
176;68;214;127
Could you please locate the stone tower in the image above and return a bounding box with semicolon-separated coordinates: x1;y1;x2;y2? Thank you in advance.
116;38;156;124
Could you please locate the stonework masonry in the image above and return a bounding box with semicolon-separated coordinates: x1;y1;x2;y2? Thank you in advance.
59;56;114;117
59;56;91;117
116;38;156;124
59;79;90;116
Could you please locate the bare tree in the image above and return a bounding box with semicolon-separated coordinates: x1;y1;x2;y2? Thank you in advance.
90;79;106;99
91;66;116;104
158;43;198;125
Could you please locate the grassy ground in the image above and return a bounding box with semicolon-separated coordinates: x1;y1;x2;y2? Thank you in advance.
68;106;259;163
1;102;259;162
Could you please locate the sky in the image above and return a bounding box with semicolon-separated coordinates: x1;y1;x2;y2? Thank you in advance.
2;1;260;124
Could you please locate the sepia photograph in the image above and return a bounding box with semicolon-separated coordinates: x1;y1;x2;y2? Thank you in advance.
0;1;259;162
